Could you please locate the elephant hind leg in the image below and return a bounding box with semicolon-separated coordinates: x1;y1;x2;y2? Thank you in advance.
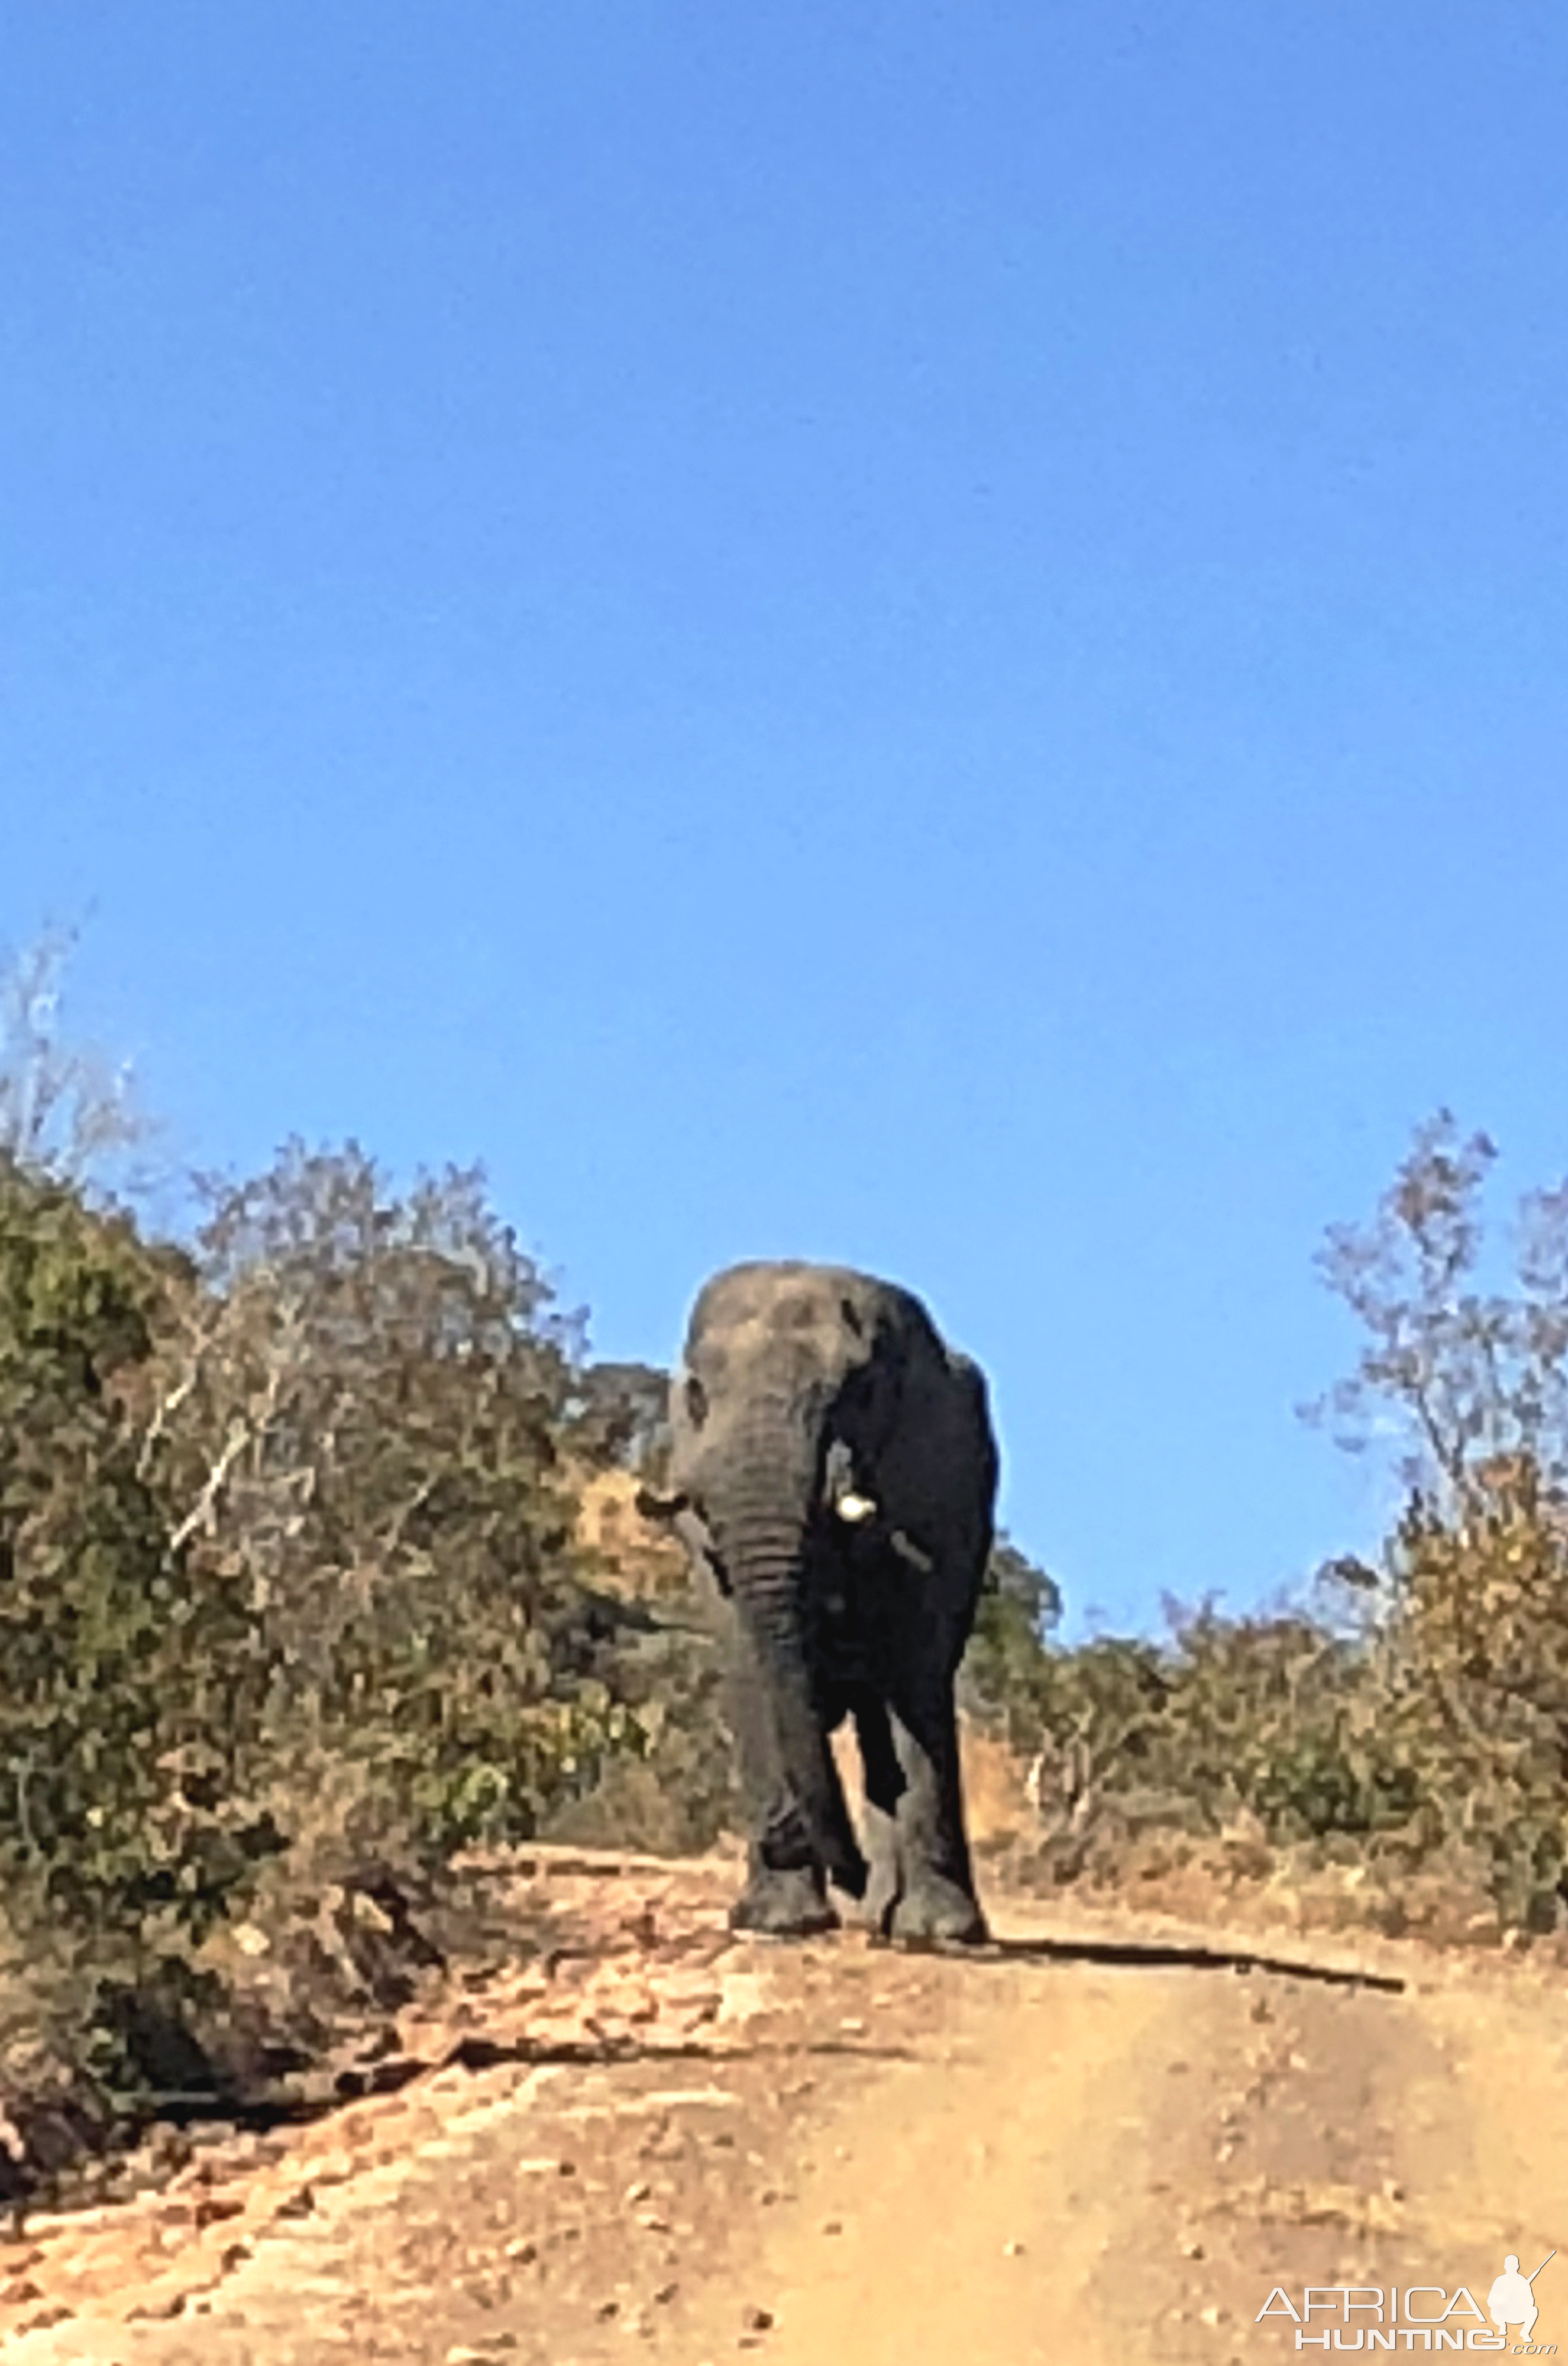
852;1693;906;1937
885;1680;988;1947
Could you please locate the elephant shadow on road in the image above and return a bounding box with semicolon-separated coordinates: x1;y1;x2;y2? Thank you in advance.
966;1929;1405;1994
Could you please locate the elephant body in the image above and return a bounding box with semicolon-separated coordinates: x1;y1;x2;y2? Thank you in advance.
644;1260;998;1942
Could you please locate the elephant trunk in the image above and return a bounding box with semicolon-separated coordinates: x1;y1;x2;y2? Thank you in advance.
712;1408;867;1900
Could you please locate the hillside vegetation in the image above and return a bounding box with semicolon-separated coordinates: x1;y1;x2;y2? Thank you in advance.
4;936;1568;2207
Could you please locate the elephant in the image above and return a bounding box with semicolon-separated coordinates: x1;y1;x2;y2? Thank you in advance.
639;1260;999;1944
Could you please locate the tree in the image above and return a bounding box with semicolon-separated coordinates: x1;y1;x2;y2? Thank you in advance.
1305;1112;1568;1922
1302;1108;1568;1516
0;929;152;1198
131;1139;631;1849
0;1158;266;1940
959;1536;1062;1737
563;1360;671;1476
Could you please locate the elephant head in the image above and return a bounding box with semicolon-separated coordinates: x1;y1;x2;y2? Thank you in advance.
645;1261;966;1900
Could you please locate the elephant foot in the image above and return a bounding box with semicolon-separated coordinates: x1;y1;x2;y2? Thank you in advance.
729;1866;840;1940
887;1876;988;1949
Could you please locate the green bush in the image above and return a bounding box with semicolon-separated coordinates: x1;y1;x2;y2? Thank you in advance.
134;1146;610;1836
0;1158;272;1945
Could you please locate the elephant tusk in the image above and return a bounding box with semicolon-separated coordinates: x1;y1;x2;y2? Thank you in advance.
835;1491;877;1524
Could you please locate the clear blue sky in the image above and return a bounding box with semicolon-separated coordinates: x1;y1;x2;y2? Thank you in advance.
5;7;1567;1637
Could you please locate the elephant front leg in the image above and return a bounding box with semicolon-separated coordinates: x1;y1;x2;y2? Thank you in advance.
884;1675;987;1947
725;1637;838;1938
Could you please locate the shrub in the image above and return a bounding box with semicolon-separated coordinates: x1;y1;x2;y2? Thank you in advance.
0;1158;271;1946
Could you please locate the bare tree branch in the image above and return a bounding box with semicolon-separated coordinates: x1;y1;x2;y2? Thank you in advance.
0;927;155;1195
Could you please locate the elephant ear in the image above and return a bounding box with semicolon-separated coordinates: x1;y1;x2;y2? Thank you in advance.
820;1297;914;1506
846;1326;997;1554
947;1350;998;1470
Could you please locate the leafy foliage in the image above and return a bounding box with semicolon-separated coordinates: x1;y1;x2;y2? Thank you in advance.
564;1360;672;1476
0;1156;264;1942
1303;1108;1568;1512
1304;1113;1568;1924
135;1139;626;1856
959;1536;1061;1735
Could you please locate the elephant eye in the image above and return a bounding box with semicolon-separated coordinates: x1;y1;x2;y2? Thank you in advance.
684;1374;709;1427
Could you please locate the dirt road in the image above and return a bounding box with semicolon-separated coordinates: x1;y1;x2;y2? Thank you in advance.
7;1872;1568;2364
